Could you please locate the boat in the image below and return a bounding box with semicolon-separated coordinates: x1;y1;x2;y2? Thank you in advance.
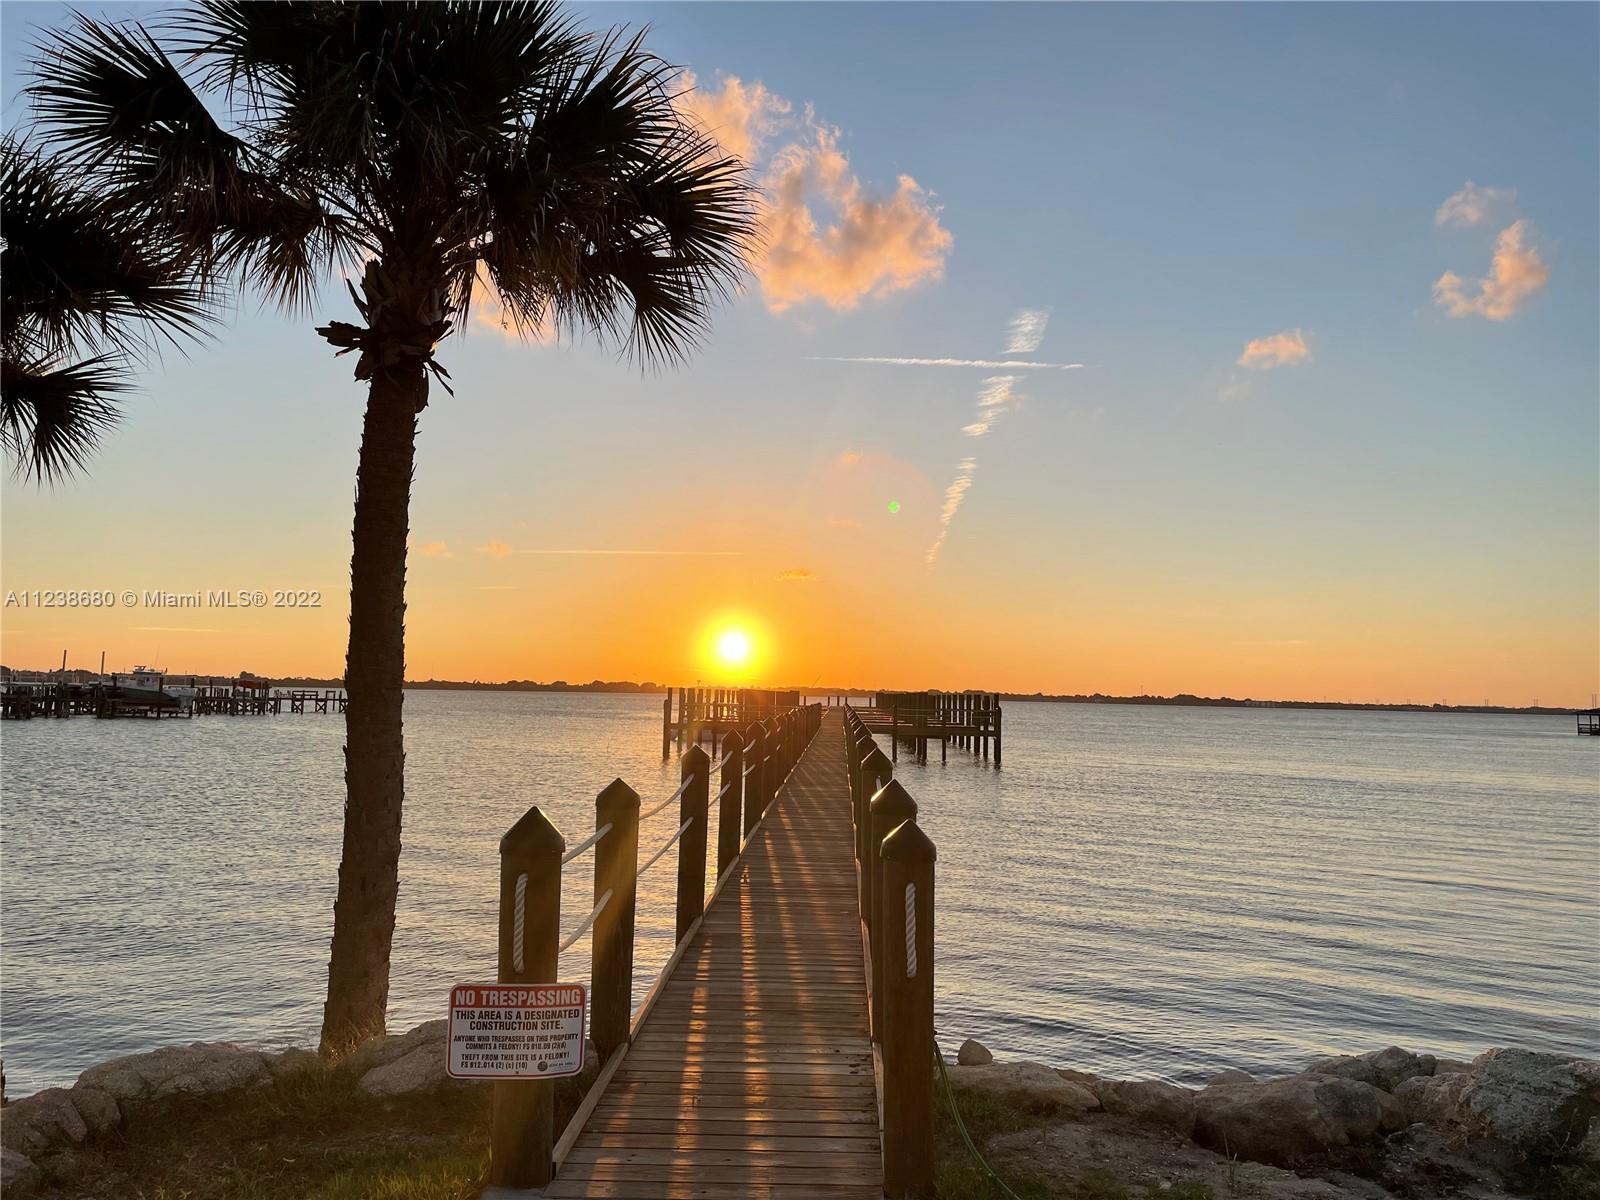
107;667;183;709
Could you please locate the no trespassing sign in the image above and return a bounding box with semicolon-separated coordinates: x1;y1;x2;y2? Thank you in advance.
446;983;587;1080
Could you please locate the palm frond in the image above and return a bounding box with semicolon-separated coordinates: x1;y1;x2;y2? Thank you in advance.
0;354;124;483
0;137;214;359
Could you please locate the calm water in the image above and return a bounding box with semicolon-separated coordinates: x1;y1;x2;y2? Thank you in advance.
1;694;1595;1094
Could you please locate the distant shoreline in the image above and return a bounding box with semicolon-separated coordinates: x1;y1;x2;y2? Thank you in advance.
1;668;1582;715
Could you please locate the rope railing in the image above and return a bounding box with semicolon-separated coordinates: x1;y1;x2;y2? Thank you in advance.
560;821;612;866
642;775;693;821
637;816;692;879
557;888;612;954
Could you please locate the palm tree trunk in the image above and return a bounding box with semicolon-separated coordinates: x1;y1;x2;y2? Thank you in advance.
320;362;425;1054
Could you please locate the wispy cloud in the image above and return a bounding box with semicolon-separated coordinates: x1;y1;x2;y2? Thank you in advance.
1435;182;1515;228
1433;219;1549;320
1237;329;1311;370
515;549;743;557
926;457;977;568
776;568;815;583
130;626;222;633
809;356;1081;370
962;376;1022;438
414;541;453;559
1005;308;1051;354
838;450;862;465
475;586;520;591
475;541;513;557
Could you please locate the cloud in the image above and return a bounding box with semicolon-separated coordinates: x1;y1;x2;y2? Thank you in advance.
129;626;222;633
962;376;1021;438
757;121;952;312
776;568;815;583
1237;329;1311;370
926;457;977;567
1005;308;1051;354
466;267;554;343
677;72;790;164
838;450;862;465
415;541;452;559
1432;219;1549;320
1435;182;1516;228
808;356;1081;370
515;548;743;557
476;541;513;557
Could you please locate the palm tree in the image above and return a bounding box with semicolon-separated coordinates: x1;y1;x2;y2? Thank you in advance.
1;137;211;480
26;1;757;1052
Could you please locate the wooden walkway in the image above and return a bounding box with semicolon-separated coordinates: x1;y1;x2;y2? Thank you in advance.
547;711;882;1199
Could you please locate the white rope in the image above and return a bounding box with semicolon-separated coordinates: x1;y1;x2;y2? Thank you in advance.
904;882;919;979
742;762;759;779
643;776;694;820
637;816;693;879
716;751;735;771
512;872;528;973
561;822;612;866
559;889;612;954
717;781;733;801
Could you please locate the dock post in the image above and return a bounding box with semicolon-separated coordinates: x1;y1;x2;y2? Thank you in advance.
994;704;1003;768
591;779;640;1062
675;745;710;941
661;692;672;759
891;705;899;762
868;780;917;1040
743;723;766;837
881;815;937;1199
717;731;744;877
858;747;892;925
490;806;564;1189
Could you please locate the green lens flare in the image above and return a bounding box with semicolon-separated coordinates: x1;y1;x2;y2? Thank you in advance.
887;500;901;514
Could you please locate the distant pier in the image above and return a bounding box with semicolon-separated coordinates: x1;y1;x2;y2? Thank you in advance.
663;686;1004;766
0;677;347;721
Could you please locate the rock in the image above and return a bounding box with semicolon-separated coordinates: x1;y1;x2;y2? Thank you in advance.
0;1147;40;1195
1434;1058;1474;1075
1309;1046;1431;1092
1098;1079;1198;1136
1055;1067;1101;1092
957;1039;993;1066
1378;1124;1521;1199
946;1062;1099;1115
343;1019;447;1076
1394;1071;1471;1128
1194;1074;1405;1166
1579;1116;1600;1165
0;1089;87;1155
1208;1068;1255;1086
76;1042;270;1100
66;1086;120;1137
359;1040;448;1096
266;1047;322;1078
1463;1049;1600;1150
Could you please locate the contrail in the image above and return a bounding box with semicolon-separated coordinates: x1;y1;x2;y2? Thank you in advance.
807;356;1081;370
925;458;977;567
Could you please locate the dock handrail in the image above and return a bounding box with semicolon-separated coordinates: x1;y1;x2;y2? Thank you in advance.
486;700;825;1190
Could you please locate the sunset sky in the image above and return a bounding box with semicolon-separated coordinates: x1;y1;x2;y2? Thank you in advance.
2;2;1596;706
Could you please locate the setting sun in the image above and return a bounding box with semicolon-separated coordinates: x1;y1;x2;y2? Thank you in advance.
717;629;752;666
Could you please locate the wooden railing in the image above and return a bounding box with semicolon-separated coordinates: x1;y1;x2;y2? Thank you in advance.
844;705;939;1198
487;702;825;1189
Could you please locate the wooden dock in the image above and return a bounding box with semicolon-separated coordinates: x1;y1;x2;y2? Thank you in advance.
547;712;881;1199
486;704;938;1198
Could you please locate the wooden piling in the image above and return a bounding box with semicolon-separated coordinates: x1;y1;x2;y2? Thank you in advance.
676;746;710;941
590;780;640;1062
490;806;563;1189
881;815;937;1199
717;731;744;878
868;779;917;1040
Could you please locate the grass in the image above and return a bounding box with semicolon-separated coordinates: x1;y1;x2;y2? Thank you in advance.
933;1082;1216;1200
50;1055;589;1200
